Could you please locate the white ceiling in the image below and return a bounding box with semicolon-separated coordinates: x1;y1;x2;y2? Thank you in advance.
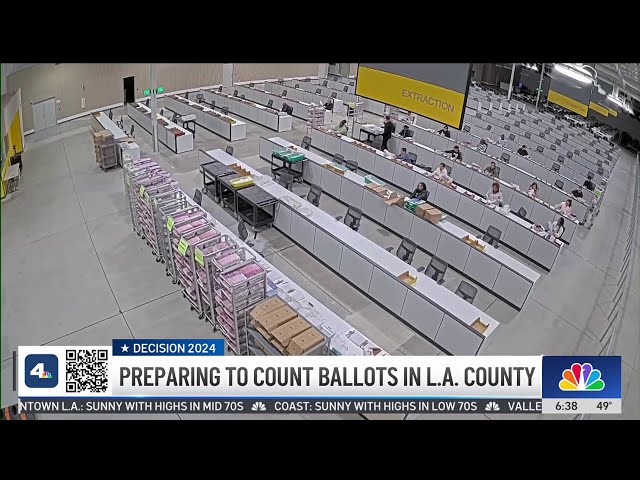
595;63;640;104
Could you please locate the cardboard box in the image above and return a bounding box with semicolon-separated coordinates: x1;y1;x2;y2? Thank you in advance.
368;185;387;196
397;271;417;286
256;306;298;333
271;317;311;347
286;327;325;356
416;203;432;218
463;235;486;250
423;206;442;223
471;318;489;334
249;297;286;322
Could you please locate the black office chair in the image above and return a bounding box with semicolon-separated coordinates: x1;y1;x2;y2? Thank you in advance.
301;136;312;150
557;155;564;163
108;109;113;120
418;257;447;285
249;83;255;87
267;99;273;108
331;92;337;99
233;89;239;97
323;80;328;87
540;132;546;138
185;92;190;99
278;172;294;190
504;124;511;131
225;145;234;156
209;100;216;110
597;166;604;175
550;144;556;151
349;81;355;86
193;189;203;206
554;179;564;190
487;124;492;131
555;139;562;145
406;129;415;138
218;86;223;92
333;153;345;165
516;207;527;218
509;133;516;141
597;159;603;166
295;84;300;89
335;206;362;231
566;151;573;159
300;184;322;207
463;125;471;133
501;153;510;164
372;136;383;150
315;88;322;94
282;103;290;113
582;148;588;153
129;124;135;138
482;226;501;248
238;220;265;255
524;132;531;139
536;146;544;153
196;93;205;104
552;163;560;173
574;149;580;155
386;238;417;265
221;106;230;115
345;159;358;172
282;90;288;97
343;86;349;92
455;281;478;304
407;152;418;165
241;94;246;100
596;149;601;155
145;99;150;107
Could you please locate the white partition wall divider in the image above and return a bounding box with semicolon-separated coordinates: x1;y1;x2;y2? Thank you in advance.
127;102;194;154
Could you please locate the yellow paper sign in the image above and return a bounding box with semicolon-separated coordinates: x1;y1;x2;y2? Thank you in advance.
167;216;175;232
139;185;146;197
177;238;189;256
194;248;205;267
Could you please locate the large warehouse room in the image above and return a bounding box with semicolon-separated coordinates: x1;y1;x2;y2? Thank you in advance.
1;63;638;420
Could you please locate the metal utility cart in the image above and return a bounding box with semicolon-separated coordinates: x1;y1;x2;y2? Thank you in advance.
194;235;238;325
200;159;237;202
211;248;267;355
236;185;278;229
270;148;306;182
137;181;179;258
123;159;161;231
219;174;254;219
152;191;189;264
165;208;208;283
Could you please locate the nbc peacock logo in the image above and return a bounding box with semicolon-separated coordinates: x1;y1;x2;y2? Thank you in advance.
559;363;605;391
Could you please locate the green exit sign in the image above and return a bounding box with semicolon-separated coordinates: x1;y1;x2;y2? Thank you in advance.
157;87;165;93
143;89;151;95
143;87;164;95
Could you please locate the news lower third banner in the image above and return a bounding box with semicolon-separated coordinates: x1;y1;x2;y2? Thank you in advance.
17;341;622;415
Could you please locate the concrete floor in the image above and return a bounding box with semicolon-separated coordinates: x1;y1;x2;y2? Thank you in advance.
2;102;638;420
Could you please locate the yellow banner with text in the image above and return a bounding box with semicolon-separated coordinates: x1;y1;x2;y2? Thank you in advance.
589;101;609;117
608;108;618;117
356;66;466;128
548;89;589;117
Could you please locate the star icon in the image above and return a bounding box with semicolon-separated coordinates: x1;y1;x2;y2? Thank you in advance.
121;344;129;353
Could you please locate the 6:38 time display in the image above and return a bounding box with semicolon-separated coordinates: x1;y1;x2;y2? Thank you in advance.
556;401;578;411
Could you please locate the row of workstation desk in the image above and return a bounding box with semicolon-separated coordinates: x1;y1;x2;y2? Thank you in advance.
199;149;500;355
90;111;141;165
259;136;541;310
127;102;194;154
264;82;345;115
163;95;247;141
367;114;596;219
232;84;331;123
199;89;292;132
313;77;356;94
309;126;565;271
301;78;387;116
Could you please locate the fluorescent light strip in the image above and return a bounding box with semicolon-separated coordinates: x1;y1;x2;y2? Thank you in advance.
554;64;593;84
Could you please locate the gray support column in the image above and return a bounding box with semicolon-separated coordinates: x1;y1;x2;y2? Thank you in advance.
507;63;516;101
535;63;545;109
150;63;159;153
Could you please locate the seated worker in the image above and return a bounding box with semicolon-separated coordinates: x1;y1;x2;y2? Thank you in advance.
583;175;595;191
399;125;413;138
486;182;503;206
396;147;411;161
438;125;451;138
547;217;565;240
517;145;529;157
433;162;451;181
324;97;334;111
477;139;488;153
496;134;507;148
444;145;463;160
410;182;429;201
555;198;573;216
483;161;499;176
571;185;583;198
528;182;539;197
333;119;348;135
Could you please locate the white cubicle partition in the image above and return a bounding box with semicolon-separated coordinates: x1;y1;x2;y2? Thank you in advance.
127;103;194;154
163;95;246;141
309;127;563;271
203;148;499;355
200;89;292;132
259;136;540;309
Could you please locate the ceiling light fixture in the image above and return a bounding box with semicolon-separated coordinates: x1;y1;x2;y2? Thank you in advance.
554;63;595;84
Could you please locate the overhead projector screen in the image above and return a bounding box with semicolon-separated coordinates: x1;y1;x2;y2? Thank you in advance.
547;69;593;117
355;63;472;129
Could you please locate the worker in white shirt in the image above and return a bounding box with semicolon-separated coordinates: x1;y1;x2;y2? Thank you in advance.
477;139;488;153
496;134;507;148
486;182;503;206
432;162;451;181
528;182;539;198
555;198;573;216
547;217;565;240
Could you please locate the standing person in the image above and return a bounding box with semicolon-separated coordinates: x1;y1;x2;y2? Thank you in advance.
438;125;451;138
381;115;395;151
486;182;503;206
571;185;583;198
528;182;539;197
410;182;429;201
556;198;573;216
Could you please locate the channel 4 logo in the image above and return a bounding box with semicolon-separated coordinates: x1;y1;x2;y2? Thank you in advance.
24;354;59;388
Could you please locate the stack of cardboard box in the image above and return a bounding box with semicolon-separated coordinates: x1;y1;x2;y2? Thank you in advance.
416;203;442;223
249;297;327;355
93;129;117;170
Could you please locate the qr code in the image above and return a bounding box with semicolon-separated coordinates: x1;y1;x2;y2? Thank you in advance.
66;349;109;393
